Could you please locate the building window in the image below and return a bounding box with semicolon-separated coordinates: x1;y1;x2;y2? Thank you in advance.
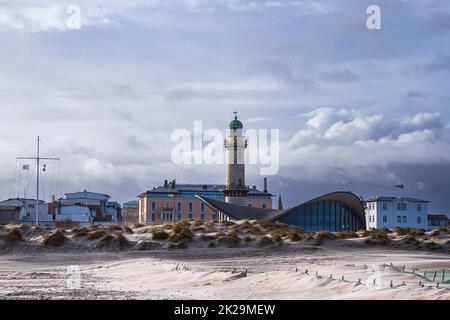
403;216;407;223
212;212;217;220
397;216;401;223
397;203;407;211
151;213;156;221
177;213;182;221
200;202;205;213
383;203;387;210
417;216;421;224
189;202;193;213
262;204;267;209
28;204;35;209
248;204;252;207
189;213;193;220
151;201;156;212
200;213;205;221
417;204;421;212
177;202;182;213
383;216;387;223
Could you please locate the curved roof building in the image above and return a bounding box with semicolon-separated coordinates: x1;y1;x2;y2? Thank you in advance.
198;191;366;232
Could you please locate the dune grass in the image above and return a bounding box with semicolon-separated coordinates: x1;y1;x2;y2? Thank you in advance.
258;236;275;247
2;228;23;243
122;226;134;234
152;229;170;241
86;230;108;240
131;223;146;229
335;231;359;239
393;227;425;236
55;221;79;229
96;234;114;248
168;240;188;249
218;231;240;247
430;227;449;236
106;224;123;231
42;230;67;247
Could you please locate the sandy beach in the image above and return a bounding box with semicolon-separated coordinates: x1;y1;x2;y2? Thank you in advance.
1;221;449;300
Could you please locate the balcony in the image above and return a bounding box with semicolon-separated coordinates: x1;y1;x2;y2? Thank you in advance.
160;207;175;214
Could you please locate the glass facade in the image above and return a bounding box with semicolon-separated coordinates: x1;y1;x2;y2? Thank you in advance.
278;199;364;232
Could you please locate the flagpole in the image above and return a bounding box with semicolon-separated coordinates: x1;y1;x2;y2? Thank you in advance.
36;136;40;226
17;137;59;226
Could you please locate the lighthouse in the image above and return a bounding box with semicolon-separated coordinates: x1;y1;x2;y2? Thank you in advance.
223;112;249;205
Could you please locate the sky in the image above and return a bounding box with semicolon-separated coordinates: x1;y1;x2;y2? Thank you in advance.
0;0;450;213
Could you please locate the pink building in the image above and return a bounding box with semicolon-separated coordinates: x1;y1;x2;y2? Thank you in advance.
138;179;273;224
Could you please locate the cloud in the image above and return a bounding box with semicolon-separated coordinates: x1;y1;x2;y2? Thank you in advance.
283;107;450;186
163;87;198;103
407;90;428;101
0;0;337;32
320;69;359;83
423;54;450;73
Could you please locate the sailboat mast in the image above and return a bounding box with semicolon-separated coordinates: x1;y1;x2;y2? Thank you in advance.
36;136;40;226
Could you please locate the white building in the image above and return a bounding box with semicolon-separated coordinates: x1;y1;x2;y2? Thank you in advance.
365;197;429;230
18;199;53;226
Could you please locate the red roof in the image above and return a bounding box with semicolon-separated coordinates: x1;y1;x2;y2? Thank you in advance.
428;214;449;221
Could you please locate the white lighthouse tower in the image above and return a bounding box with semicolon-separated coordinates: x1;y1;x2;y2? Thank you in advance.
223;112;249;205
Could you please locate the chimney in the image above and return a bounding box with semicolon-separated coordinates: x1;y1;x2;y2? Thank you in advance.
263;177;268;193
164;180;168;188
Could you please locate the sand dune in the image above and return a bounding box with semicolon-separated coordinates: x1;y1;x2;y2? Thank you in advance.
0;221;449;300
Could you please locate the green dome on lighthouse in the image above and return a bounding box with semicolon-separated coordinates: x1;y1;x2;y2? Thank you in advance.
229;113;243;130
